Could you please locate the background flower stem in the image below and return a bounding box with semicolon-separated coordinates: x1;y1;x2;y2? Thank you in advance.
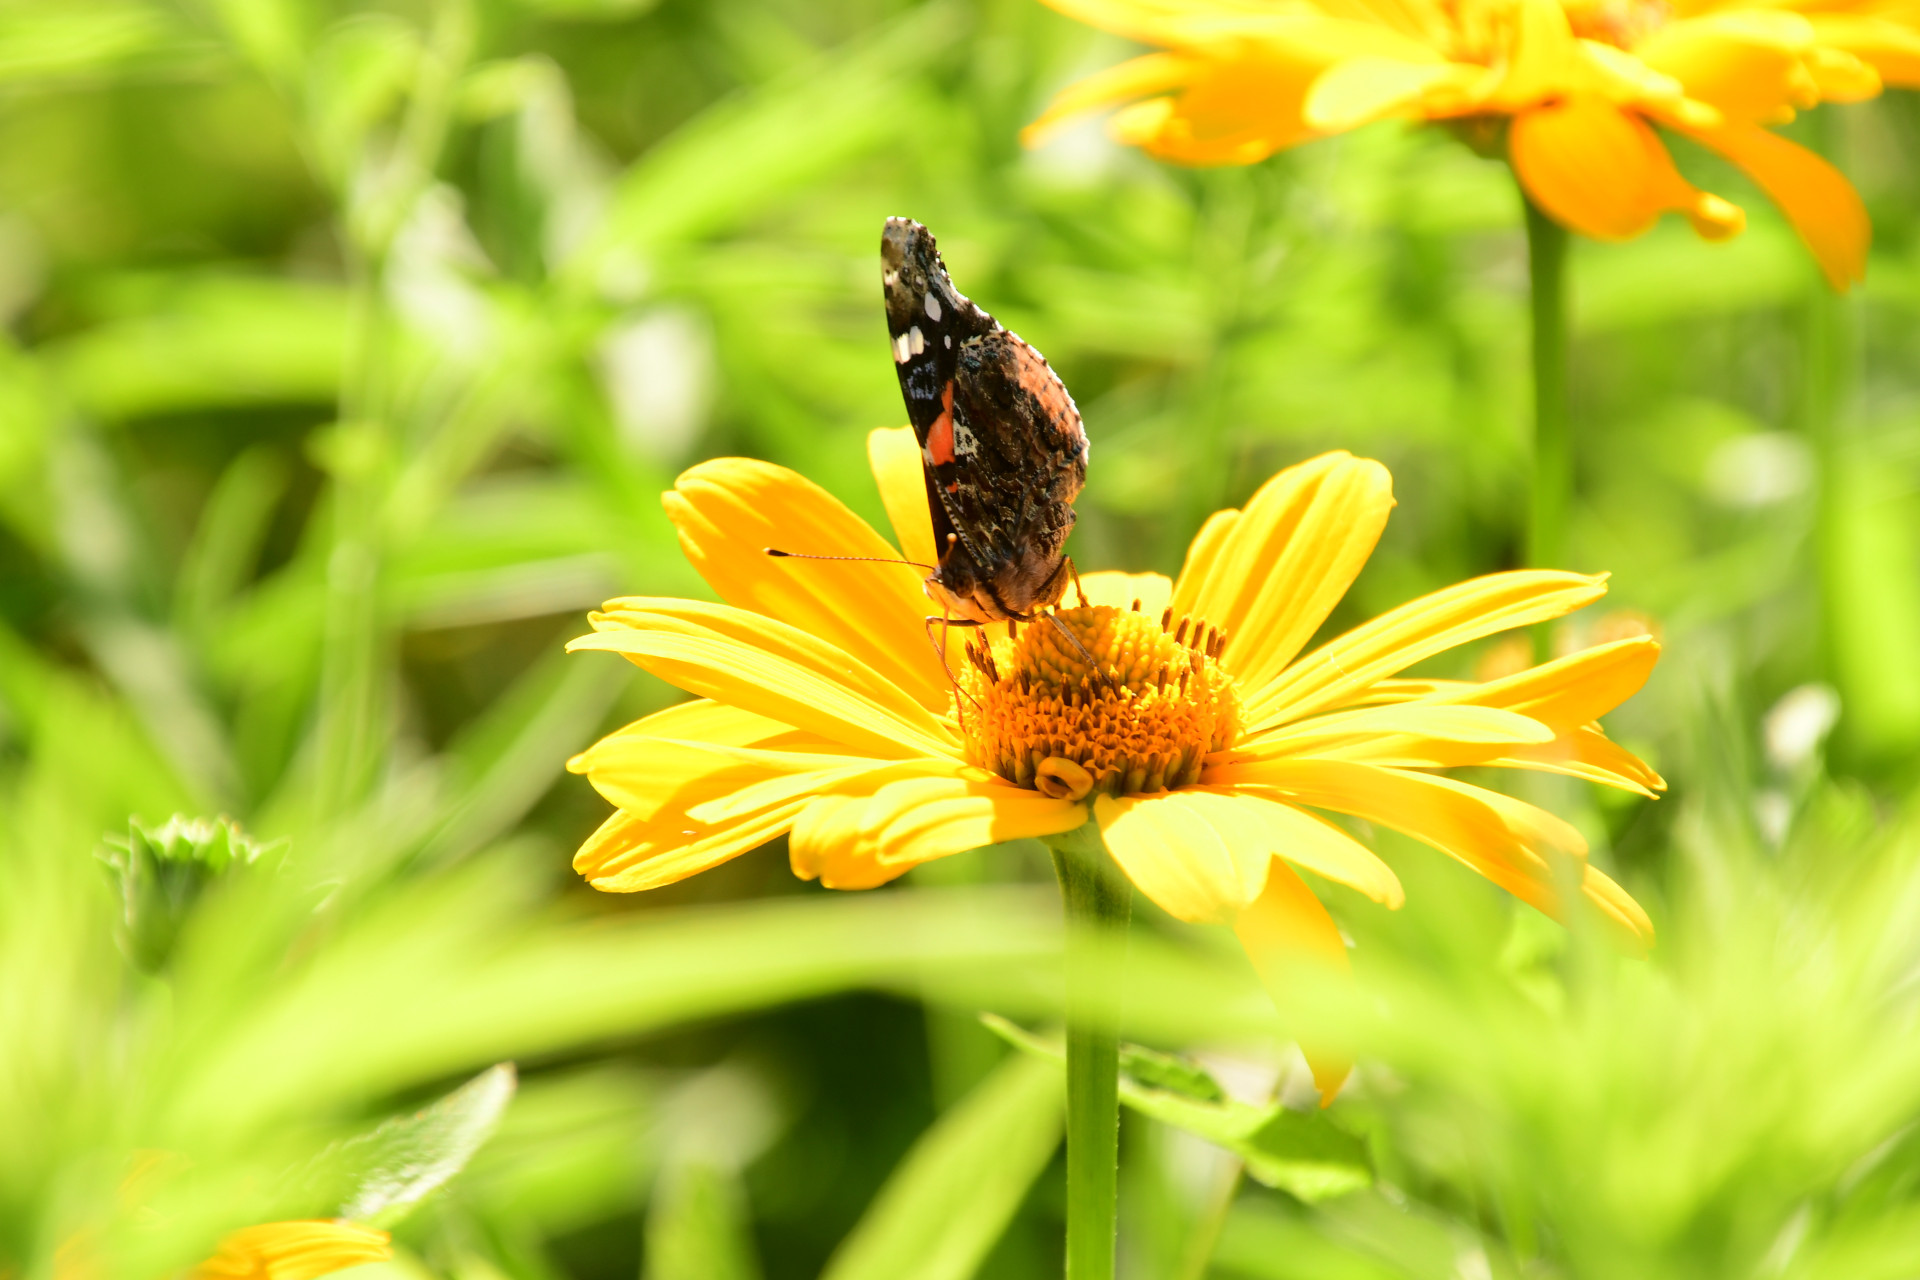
1523;195;1571;578
1045;821;1132;1279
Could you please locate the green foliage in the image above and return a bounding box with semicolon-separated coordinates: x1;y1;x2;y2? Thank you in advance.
1;0;1920;1276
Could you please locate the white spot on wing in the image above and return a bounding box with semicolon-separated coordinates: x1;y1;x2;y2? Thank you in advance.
925;292;942;321
893;333;911;364
953;421;978;457
944;334;951;348
909;326;925;355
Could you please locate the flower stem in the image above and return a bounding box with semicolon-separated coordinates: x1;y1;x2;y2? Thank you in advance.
1044;822;1132;1280
1523;195;1570;573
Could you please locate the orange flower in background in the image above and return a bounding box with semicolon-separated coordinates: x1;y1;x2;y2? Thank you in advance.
1024;0;1918;288
567;430;1663;1098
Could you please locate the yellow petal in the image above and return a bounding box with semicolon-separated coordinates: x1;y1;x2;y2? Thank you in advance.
1486;0;1583;108
1304;56;1456;130
1243;570;1608;730
1171;452;1396;693
1807;13;1920;88
1094;790;1269;922
1488;724;1668;796
687;753;950;823
1023;51;1198;147
1581;862;1656;951
568;698;804;778
1206;758;1589;921
1635;11;1819;123
568;729;810;890
1078;569;1174;619
1806;46;1881;102
867;426;940;574
1189;786;1405;906
1674;119;1869;291
666;456;950;710
1232;859;1353;1103
1510;97;1745;243
572;598;957;760
195;1222;390;1280
1171;508;1240;598
1430;634;1659;727
1233;703;1556;768
792;769;1083;888
573;728;849;818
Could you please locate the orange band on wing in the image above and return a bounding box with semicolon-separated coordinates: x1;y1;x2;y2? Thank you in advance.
926;383;956;466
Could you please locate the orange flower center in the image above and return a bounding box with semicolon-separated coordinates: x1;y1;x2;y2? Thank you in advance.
957;604;1240;801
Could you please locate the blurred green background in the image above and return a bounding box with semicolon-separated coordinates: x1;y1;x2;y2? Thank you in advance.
7;1;1920;1278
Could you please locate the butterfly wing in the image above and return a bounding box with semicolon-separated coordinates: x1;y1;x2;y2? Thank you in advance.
881;218;1088;618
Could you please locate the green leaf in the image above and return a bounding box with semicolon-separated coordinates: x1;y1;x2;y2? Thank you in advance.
822;1051;1062;1280
336;1062;518;1224
983;1015;1370;1203
45;275;348;420
560;2;958;286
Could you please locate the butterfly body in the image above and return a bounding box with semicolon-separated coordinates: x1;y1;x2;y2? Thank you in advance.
882;217;1088;624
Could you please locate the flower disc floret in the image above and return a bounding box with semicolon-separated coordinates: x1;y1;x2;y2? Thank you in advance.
959;603;1240;800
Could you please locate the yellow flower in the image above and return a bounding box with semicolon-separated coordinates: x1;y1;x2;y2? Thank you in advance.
568;432;1661;1096
193;1221;391;1280
1024;0;1914;288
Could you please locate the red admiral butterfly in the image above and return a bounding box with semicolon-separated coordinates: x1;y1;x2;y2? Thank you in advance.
879;217;1089;625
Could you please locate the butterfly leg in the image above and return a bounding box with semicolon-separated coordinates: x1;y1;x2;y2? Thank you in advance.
1066;556;1090;608
923;610;983;723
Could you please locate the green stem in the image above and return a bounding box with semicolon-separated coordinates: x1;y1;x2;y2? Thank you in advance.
1044;822;1132;1280
1523;196;1570;573
1800;108;1851;699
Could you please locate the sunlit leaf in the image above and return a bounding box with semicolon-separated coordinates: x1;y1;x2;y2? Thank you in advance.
984;1015;1371;1202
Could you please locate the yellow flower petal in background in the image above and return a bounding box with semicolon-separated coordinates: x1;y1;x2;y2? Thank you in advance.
1484;0;1586;109
1232;858;1354;1101
1676;118;1870;289
666;457;948;709
1807;12;1920;86
1635;10;1822;122
1304;56;1458;131
1022;51;1198;147
1031;0;1885;284
194;1221;389;1280
1511;97;1745;242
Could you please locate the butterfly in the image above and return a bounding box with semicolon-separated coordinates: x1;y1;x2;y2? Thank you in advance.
880;216;1089;625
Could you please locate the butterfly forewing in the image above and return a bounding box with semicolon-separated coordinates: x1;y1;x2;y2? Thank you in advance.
880;217;1088;623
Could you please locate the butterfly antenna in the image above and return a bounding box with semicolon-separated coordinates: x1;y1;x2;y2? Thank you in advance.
767;548;940;572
